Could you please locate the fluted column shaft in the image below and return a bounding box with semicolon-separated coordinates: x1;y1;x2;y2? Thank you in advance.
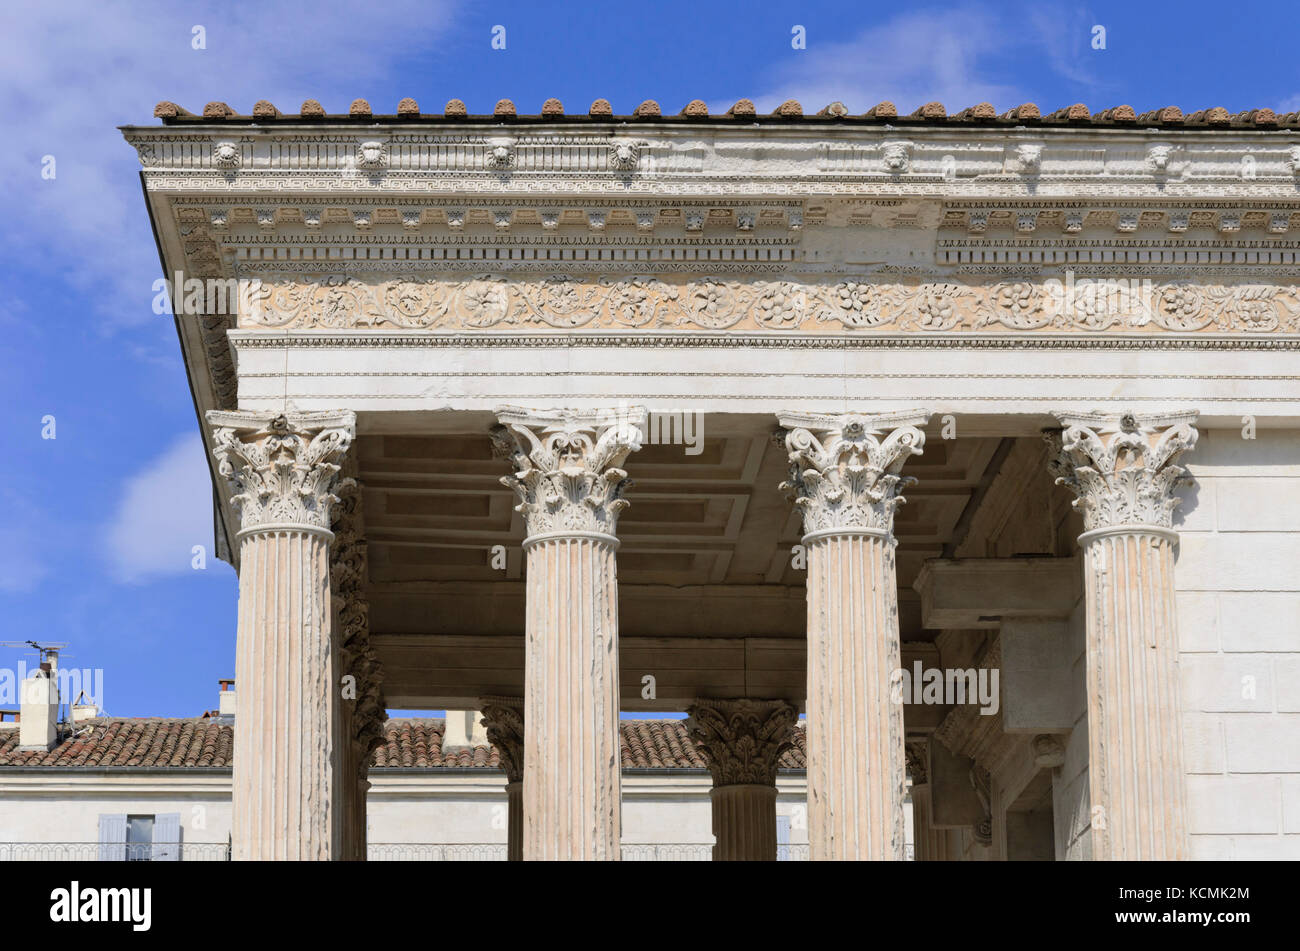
806;529;906;859
522;534;620;859
233;528;337;860
779;410;928;861
1051;411;1197;860
209;410;355;861
1080;527;1186;858
711;786;778;860
494;405;645;861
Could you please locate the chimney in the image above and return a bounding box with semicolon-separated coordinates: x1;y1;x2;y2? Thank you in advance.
18;662;58;751
441;709;488;750
218;679;236;717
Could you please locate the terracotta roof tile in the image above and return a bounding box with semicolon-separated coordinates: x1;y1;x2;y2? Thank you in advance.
0;718;806;770
0;718;233;768
146;99;1300;129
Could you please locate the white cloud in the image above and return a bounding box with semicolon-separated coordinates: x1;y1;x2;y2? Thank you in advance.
722;7;1028;116
0;1;462;328
102;432;216;583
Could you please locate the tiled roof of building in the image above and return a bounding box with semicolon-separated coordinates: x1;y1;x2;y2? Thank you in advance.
0;717;807;770
149;98;1295;129
0;718;232;768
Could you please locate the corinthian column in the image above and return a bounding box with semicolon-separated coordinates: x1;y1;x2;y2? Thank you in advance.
1049;410;1197;861
330;478;386;861
686;698;797;861
493;405;646;861
208;410;355;861
778;410;929;860
480;697;525;861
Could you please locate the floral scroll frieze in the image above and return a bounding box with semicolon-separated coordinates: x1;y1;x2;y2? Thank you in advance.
238;274;1300;335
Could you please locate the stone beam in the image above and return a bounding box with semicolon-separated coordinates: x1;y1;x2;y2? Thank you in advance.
913;556;1081;629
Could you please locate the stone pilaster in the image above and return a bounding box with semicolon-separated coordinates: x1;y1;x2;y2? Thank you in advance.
685;698;798;861
779;410;929;860
480;697;525;862
208;410;355;861
1049;410;1198;860
493;405;646;861
330;478;386;861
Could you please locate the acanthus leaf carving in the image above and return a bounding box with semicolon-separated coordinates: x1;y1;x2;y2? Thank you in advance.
492;406;647;538
234;274;1300;336
330;479;387;762
685;698;798;787
1048;411;1199;532
207;410;355;533
778;410;929;535
479;697;525;783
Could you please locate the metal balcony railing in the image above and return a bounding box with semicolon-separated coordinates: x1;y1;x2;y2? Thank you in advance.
0;842;229;861
0;841;910;861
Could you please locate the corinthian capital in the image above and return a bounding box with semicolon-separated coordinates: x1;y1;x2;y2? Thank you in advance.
207;411;356;534
492;405;647;539
480;697;525;783
686;698;798;787
1048;410;1199;532
778;410;929;536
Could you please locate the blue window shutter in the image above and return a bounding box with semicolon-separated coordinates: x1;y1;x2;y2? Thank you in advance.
98;814;127;862
153;813;181;861
776;815;791;861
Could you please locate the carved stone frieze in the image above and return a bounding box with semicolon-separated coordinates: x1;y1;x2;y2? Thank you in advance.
608;141;640;171
685;698;798;787
236;273;1300;335
1047;411;1199;531
207;411;355;533
492;406;647;539
778;411;929;536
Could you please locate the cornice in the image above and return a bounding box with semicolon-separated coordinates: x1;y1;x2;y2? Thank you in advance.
123;124;1300;203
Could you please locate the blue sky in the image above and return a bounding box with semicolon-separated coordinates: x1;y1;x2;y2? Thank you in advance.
1;0;1297;717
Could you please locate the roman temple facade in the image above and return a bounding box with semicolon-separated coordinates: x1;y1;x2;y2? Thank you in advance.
120;95;1300;860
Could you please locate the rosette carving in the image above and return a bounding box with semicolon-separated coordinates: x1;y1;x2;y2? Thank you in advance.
234;274;1300;336
685;698;798;787
778;410;929;535
1048;411;1199;531
492;406;648;538
208;411;355;533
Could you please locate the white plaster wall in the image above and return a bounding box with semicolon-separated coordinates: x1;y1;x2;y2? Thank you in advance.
0;770;817;857
0;772;231;857
1176;427;1300;859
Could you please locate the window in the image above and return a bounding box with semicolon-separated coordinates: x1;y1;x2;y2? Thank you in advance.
776;815;792;861
125;815;154;861
98;813;180;861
